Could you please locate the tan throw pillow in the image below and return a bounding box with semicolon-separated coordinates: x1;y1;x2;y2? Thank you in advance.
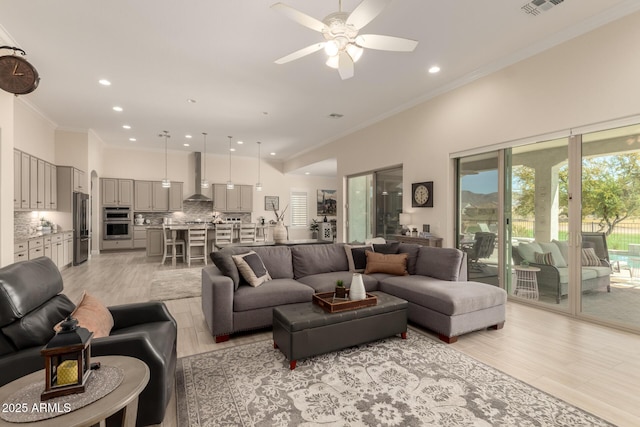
232;251;272;287
364;251;408;276
55;291;114;338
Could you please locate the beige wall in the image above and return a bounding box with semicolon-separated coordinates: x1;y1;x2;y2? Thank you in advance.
14;101;56;162
287;10;640;244
0;93;15;266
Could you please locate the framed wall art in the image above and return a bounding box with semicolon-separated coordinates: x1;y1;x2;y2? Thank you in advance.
265;196;279;211
317;189;337;216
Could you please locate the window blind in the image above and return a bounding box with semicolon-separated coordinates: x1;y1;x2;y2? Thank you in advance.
290;191;308;227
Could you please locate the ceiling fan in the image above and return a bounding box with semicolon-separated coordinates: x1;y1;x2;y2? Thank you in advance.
271;0;418;80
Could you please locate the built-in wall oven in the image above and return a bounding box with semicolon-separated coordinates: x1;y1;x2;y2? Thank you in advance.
104;207;132;240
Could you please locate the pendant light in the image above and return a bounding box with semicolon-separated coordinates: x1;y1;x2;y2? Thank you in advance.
201;132;209;189
255;141;263;192
226;135;234;190
159;131;171;188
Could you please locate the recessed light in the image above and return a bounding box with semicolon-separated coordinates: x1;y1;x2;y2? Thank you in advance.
328;113;344;119
183;143;190;147
428;65;441;74
185;134;192;139
230;148;236;152
112;106;123;112
129;138;136;142
98;79;111;86
237;141;244;145
270;152;276;156
187;99;196;103
122;125;131;129
305;172;310;175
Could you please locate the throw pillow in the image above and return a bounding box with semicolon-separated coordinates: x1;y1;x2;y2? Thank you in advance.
344;244;373;273
363;251;408;276
517;242;543;264
55;291;113;338
211;249;250;290
232;251;272;287
534;251;555;265
539;242;567;267
581;247;601;266
373;242;400;254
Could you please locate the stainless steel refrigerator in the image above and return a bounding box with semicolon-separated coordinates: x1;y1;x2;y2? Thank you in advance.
73;192;89;265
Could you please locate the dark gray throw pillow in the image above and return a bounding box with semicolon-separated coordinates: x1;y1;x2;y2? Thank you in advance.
232;251;272;287
351;247;372;271
210;249;250;290
373;242;400;254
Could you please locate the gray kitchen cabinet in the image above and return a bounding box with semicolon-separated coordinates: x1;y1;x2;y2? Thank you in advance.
102;239;133;250
168;182;183;211
13;150;21;209
146;228;163;257
133;225;147;249
29;155;38;209
152;181;169;211
49;165;57;210
134;180;153;211
20;152;30;209
213;184;252;212
102;178;133;206
73;168;86;193
37;159;45;210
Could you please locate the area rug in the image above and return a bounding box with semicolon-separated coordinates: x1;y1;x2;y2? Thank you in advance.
150;268;201;301
176;329;612;426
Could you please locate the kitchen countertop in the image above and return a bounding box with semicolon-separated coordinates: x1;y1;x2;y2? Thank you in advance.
15;229;74;243
145;223;271;229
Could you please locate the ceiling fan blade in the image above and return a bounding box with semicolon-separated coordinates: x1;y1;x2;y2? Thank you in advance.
357;34;418;52
275;43;325;64
346;0;390;30
338;51;354;80
271;3;328;33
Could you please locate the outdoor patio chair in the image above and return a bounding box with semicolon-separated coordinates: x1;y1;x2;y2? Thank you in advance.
464;232;496;272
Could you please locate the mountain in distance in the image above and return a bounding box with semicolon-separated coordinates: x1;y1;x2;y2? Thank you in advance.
461;190;498;207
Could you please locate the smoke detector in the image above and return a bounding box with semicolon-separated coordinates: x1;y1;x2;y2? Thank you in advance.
521;0;564;16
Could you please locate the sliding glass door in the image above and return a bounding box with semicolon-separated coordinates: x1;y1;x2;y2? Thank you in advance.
347;167;403;243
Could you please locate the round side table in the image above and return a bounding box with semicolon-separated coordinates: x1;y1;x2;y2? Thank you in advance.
514;265;541;300
0;356;149;427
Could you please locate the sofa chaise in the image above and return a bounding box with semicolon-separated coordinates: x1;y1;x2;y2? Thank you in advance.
0;257;177;427
202;242;507;344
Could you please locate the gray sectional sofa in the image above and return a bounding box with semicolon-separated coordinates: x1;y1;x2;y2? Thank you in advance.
202;243;507;344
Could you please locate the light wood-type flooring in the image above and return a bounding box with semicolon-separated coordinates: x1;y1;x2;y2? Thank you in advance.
61;251;640;427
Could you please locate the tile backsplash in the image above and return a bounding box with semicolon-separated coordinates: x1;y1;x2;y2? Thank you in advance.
134;201;252;224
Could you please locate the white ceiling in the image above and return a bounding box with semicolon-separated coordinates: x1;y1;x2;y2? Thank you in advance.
1;0;639;176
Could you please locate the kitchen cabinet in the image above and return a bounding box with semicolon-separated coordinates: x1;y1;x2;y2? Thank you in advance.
168;182;183;211
64;232;73;267
134;225;147;249
49;165;57;210
134;180;182;212
213;184;252;212
134;181;153;211
20;152;30;209
73;168;86;193
37;159;45;209
51;234;64;267
28;237;44;260
29;156;38;209
146;229;163;257
102;239;133;250
102;178;133;206
13;241;27;263
13;150;21;209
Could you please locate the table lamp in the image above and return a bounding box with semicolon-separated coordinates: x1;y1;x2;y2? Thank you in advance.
399;213;411;236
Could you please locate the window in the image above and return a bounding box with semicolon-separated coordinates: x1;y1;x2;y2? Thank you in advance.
290;191;308;227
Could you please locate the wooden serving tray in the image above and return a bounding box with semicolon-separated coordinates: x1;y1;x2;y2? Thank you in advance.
312;291;378;313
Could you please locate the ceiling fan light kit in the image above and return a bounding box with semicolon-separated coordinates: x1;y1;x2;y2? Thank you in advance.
271;0;418;80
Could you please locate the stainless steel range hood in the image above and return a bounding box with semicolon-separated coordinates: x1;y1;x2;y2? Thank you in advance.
185;152;212;202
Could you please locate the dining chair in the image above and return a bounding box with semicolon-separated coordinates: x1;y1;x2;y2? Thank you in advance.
213;224;234;250
239;223;257;243
187;226;207;267
161;223;185;265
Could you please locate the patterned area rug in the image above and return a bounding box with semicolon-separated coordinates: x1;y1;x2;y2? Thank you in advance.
176;329;612;426
150;268;201;301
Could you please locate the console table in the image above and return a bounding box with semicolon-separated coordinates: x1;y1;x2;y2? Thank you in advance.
391;235;443;247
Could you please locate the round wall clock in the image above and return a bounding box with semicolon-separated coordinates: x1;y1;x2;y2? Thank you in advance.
0;52;40;95
412;181;433;207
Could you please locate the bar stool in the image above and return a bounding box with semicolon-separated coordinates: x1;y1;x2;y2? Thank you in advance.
187;226;207;267
161;224;185;266
239;223;257;243
213;224;233;251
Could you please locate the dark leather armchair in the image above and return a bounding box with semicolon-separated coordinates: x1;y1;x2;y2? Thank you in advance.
0;257;177;427
463;232;496;271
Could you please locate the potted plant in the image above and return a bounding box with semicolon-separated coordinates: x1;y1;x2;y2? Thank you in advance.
335;280;347;299
310;219;319;239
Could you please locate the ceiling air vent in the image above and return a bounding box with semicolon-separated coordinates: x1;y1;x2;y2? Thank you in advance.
521;0;564;16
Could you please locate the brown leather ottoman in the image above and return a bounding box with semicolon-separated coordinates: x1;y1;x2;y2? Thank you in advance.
272;291;408;369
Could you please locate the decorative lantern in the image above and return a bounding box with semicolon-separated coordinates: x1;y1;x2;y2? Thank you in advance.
40;316;93;401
